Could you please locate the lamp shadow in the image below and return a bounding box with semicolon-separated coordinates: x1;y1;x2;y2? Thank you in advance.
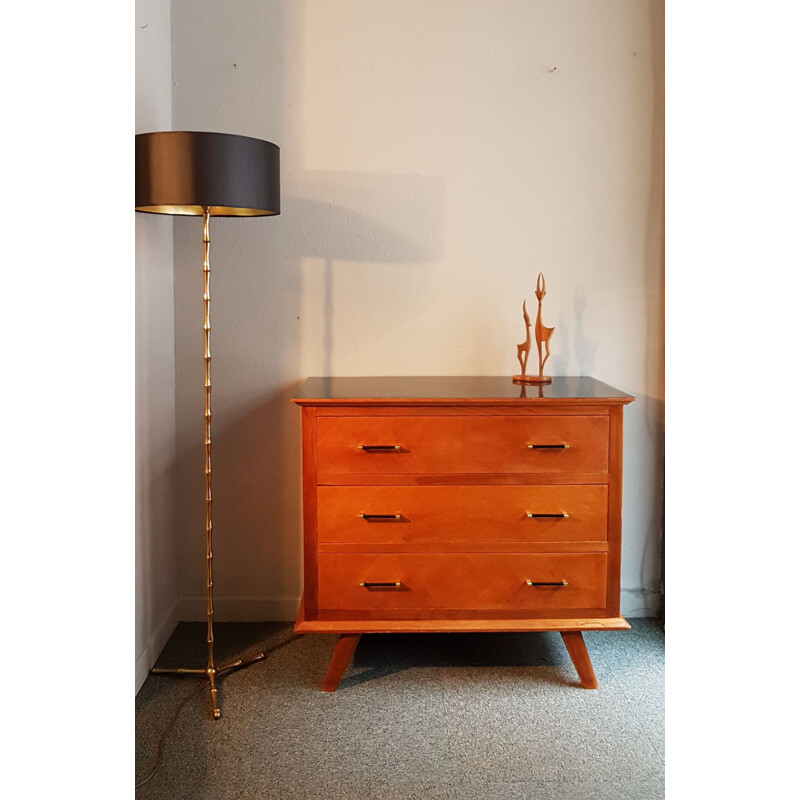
280;185;444;375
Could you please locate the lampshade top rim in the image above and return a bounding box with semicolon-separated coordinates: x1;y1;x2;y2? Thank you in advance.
136;130;280;148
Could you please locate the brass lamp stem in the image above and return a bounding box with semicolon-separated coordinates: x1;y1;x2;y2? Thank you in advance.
150;208;265;719
202;207;218;708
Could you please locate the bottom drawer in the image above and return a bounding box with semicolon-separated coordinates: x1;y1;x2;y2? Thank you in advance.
317;552;607;613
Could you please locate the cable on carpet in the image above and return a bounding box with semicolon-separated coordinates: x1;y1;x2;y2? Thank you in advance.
135;634;301;790
135;682;205;790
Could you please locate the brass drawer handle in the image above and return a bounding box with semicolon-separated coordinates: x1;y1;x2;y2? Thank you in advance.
359;581;403;589
359;514;402;521
526;512;570;519
525;579;569;587
527;443;570;450
357;444;402;452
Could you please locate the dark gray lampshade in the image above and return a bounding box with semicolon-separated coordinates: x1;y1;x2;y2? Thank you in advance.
135;131;280;217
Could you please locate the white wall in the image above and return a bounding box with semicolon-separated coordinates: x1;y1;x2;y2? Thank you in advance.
135;0;179;691
169;0;664;621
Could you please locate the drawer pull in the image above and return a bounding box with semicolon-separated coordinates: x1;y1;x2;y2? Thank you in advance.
357;444;402;452
526;579;569;587
526;512;570;519
359;514;403;521
359;581;403;590
527;443;570;450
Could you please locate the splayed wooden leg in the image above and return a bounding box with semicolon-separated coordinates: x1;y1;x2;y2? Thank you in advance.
322;634;362;692
560;631;598;689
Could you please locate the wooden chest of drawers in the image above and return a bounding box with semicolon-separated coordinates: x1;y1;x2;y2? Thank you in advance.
292;376;634;691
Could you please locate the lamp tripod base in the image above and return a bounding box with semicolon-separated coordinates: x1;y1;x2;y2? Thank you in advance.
151;651;266;719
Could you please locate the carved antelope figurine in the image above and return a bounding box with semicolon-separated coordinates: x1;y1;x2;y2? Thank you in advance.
513;272;554;384
533;272;554;379
516;300;532;377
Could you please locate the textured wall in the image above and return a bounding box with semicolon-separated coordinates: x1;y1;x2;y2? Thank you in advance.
135;0;179;690
170;0;664;619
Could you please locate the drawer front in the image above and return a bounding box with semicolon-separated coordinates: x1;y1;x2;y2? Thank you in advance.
316;415;609;475
317;552;607;612
318;485;608;545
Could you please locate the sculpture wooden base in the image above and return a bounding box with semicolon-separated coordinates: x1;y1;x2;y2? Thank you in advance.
513;375;552;384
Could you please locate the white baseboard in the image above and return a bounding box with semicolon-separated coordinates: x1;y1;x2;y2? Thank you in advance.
135;601;180;694
620;589;663;618
176;595;302;623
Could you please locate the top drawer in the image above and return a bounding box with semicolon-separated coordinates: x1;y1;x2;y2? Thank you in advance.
316;415;609;476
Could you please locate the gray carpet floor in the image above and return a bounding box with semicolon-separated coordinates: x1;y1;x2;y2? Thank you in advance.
135;618;664;799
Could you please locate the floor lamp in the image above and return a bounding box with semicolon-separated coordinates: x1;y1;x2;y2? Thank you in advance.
136;131;280;719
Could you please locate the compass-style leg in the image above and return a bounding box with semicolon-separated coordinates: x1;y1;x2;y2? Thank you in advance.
322;634;362;692
560;631;598;689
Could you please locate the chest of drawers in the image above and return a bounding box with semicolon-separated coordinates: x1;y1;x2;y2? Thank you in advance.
292;376;634;691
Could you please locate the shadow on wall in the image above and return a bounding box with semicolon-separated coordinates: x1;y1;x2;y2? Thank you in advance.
645;0;665;619
639;395;664;614
135;211;179;669
550;287;599;378
283;173;445;375
573;287;600;377
173;381;304;615
213;383;304;614
286;174;444;264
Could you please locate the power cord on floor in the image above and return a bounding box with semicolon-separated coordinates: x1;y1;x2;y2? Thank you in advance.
135;682;205;790
135;633;301;791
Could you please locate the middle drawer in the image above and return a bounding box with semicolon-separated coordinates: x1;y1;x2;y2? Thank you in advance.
318;485;608;545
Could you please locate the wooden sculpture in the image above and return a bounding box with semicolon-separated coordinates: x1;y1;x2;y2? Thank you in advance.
513;272;554;384
515;300;532;377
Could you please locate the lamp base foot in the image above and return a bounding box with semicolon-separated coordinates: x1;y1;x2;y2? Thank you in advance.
150;651;266;719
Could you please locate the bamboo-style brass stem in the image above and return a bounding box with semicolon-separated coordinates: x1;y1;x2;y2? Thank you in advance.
150;209;265;719
203;208;215;680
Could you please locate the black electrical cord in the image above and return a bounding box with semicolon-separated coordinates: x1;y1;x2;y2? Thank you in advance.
135;682;205;790
135;633;299;790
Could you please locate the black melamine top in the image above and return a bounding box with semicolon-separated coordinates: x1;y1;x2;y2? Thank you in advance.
292;376;634;405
